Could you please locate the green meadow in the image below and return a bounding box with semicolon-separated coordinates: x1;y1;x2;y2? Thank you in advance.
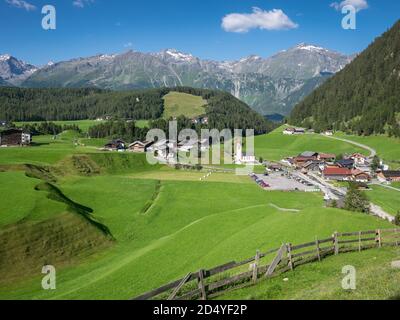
163;91;207;119
254;127;366;161
0;127;397;300
335;132;400;169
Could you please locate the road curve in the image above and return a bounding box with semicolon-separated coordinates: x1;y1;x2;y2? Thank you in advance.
322;135;377;158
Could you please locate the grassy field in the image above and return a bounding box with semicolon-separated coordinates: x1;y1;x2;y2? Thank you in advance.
163;91;207;119
367;185;400;216
219;247;400;300
254;127;366;161
0;126;397;300
0;169;392;299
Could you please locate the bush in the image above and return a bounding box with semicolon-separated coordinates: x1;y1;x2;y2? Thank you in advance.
395;212;400;226
344;183;370;214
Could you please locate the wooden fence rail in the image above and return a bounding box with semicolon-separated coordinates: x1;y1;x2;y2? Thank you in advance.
132;228;400;301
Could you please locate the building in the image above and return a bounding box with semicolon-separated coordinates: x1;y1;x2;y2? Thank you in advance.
351;169;371;183
350;153;368;166
103;139;126;151
191;116;209;125
323;130;334;136
318;153;336;162
128;141;154;153
178;139;209;152
336;159;355;169
283;127;305;135
0;129;31;146
302;160;326;172
148;139;178;160
292;152;318;167
323;167;353;181
377;171;400;183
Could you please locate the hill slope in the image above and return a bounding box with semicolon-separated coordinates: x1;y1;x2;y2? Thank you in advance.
0;86;273;134
290;20;400;137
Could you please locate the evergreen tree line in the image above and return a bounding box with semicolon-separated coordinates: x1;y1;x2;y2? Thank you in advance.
88;121;149;142
13;122;82;136
0;86;274;137
290;20;400;137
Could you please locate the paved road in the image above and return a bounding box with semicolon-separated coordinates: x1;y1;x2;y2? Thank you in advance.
321;135;377;158
371;183;400;193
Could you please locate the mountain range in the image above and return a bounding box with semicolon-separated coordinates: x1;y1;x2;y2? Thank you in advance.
0;44;353;116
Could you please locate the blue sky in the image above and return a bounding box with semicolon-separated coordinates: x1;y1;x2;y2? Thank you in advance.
1;0;399;65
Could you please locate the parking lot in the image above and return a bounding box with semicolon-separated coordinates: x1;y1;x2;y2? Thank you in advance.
254;172;320;192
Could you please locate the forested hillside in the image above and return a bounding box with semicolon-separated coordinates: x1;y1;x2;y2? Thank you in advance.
0;86;273;135
290;20;400;137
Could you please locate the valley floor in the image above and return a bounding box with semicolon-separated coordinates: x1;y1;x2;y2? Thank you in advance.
0;128;399;300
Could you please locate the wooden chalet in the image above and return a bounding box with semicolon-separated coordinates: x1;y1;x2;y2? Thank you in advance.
128;141;154;153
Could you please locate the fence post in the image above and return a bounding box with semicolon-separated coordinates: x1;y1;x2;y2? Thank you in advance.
286;243;294;271
333;232;339;255
315;238;321;262
376;229;382;248
197;269;207;300
396;229;399;247
252;250;260;283
358;231;362;252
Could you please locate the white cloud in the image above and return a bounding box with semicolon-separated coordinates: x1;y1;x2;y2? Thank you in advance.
221;7;298;33
124;42;133;48
5;0;36;11
73;0;94;8
330;0;369;12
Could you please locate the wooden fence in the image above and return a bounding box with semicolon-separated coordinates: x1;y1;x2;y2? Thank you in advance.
132;228;400;300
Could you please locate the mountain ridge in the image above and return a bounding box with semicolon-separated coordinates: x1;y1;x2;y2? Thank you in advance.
1;44;353;115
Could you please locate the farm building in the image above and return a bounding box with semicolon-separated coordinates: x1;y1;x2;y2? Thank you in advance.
0;129;31;146
128;141;154;153
323;167;353;181
103;139;126;151
377;171;400;183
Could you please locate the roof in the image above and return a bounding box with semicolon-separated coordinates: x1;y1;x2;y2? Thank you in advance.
337;159;355;166
129;141;153;148
351;169;370;177
0;128;25;135
300;151;318;157
319;153;336;159
380;171;400;178
351;153;366;158
323;167;352;176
